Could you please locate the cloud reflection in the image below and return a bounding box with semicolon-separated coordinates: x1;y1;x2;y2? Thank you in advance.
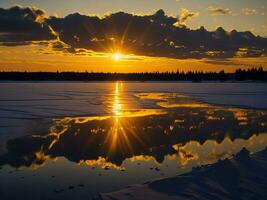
0;85;267;170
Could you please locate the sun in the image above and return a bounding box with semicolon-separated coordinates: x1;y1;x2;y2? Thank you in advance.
113;53;122;61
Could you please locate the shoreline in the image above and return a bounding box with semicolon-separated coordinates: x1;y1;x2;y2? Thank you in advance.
0;80;267;83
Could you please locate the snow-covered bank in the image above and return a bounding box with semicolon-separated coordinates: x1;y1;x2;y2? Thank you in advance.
96;147;267;200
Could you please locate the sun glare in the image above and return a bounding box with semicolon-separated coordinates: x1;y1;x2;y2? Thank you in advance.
113;53;122;61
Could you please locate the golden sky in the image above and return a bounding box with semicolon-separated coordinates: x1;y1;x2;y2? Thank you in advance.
0;44;266;72
0;1;267;72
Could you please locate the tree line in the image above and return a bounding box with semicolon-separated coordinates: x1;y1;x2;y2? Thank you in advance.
0;67;266;81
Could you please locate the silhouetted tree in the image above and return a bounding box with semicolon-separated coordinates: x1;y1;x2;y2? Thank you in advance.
0;67;266;81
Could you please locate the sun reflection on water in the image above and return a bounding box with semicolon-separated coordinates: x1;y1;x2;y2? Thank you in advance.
113;81;122;118
1;88;267;172
105;81;133;155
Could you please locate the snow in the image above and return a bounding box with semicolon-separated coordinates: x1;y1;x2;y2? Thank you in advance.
96;147;267;200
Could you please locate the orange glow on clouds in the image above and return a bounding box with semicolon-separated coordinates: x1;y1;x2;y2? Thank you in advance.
0;44;267;72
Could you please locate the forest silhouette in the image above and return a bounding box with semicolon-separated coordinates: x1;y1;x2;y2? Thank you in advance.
0;67;266;81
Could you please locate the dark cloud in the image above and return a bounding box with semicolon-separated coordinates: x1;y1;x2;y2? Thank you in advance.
207;6;232;15
0;5;57;42
47;10;267;59
1;6;267;59
203;59;244;66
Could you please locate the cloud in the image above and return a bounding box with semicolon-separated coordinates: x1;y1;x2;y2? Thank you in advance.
0;6;267;60
242;8;258;15
175;8;200;26
203;59;243;66
0;5;57;42
207;6;232;16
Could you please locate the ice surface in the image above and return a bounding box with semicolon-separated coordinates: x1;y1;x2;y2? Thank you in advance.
0;82;267;153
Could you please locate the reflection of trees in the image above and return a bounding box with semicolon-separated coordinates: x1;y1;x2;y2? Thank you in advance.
0;107;266;169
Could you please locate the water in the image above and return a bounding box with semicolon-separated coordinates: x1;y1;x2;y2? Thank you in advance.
0;82;267;200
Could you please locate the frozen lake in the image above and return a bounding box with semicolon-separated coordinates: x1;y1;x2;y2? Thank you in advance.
0;82;267;200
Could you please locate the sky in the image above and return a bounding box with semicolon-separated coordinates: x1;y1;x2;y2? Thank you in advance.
0;0;267;72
